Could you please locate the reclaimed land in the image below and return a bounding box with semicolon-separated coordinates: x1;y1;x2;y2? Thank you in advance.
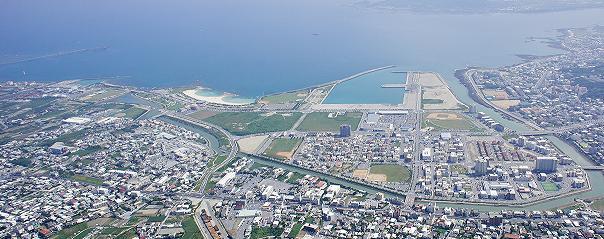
203;112;302;136
296;112;362;132
263;138;302;160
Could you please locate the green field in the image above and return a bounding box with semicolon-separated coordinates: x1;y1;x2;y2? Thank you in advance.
118;106;148;119
422;113;482;132
147;215;167;222
71;175;104;185
288;223;303;238
250;226;285;239
114;228;138;239
181;216;202;239
591;199;604;211
541;182;560;192
263;138;302;160
100;227;129;236
203;112;302;136
369;164;412;183
422;98;444;105
260;90;309;104
296;112;362;132
52;222;89;239
450;164;468;175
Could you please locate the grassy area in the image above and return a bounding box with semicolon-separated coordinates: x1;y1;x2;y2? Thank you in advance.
40;129;87;147
71;175;104;185
450;164;468;175
72;227;95;239
181;215;202;239
369;164;412;183
296;112;362;132
114;228;138;239
100;227;129;236
591;198;604;211
126;216;142;226
249;162;269;171
10;158;32;167
260;90;309;104
541;182;560;192
263;138;302;160
204;179;217;193
422;113;482;132
286;172;306;184
72;145;103;156
52;222;89;239
288;223;303;238
250;226;285;239
82;89;123;102
119;106;147;119
422;98;444;105
203;112;302;136
208;155;228;168
147;215;166;222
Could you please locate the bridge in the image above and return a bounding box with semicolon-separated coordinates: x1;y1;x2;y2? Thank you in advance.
513;118;604;136
582;166;604;171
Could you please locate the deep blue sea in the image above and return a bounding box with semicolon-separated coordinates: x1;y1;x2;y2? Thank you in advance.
1;0;604;101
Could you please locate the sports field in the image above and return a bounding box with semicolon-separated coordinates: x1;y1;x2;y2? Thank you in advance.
296;112;362;132
422;112;482;132
263;138;302;160
203;112;302;136
541;182;560;192
368;164;411;183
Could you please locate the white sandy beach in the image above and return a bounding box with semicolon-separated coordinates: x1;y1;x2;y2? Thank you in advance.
183;88;253;106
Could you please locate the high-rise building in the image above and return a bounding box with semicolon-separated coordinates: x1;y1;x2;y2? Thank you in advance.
474;158;489;176
340;124;351;137
535;157;558;173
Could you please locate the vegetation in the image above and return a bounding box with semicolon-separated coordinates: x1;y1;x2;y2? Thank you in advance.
288;223;303;238
541;182;560;192
369;164;412;182
72;145;103;156
114;228;138;239
260;90;308;104
181;215;203;239
147;215;166;222
204;179;217;193
203;112;302;136
40;129;87;147
52;222;89;239
263;138;302;159
450;164;468;175
297;112;362;132
422;114;482;132
250;226;285;239
10;158;32;167
72;227;95;239
119;106;147;119
70;175;104;185
421;98;444;104
100;227;129;236
286;172;306;184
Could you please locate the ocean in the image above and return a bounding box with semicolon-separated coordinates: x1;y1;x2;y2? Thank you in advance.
1;0;604;103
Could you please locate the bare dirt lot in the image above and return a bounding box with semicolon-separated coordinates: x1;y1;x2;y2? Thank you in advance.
419;72;465;110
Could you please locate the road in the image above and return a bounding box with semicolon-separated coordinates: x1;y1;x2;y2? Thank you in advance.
463;69;543;131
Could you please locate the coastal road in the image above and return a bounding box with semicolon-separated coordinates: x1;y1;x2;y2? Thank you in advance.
463;69;543;131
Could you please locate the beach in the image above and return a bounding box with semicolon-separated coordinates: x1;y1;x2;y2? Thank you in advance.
183;88;254;106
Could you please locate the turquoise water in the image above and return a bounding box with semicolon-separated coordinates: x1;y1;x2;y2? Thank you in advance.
1;1;604;97
194;88;256;104
324;68;407;104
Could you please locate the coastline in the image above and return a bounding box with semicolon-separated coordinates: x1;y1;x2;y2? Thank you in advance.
183;88;255;106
